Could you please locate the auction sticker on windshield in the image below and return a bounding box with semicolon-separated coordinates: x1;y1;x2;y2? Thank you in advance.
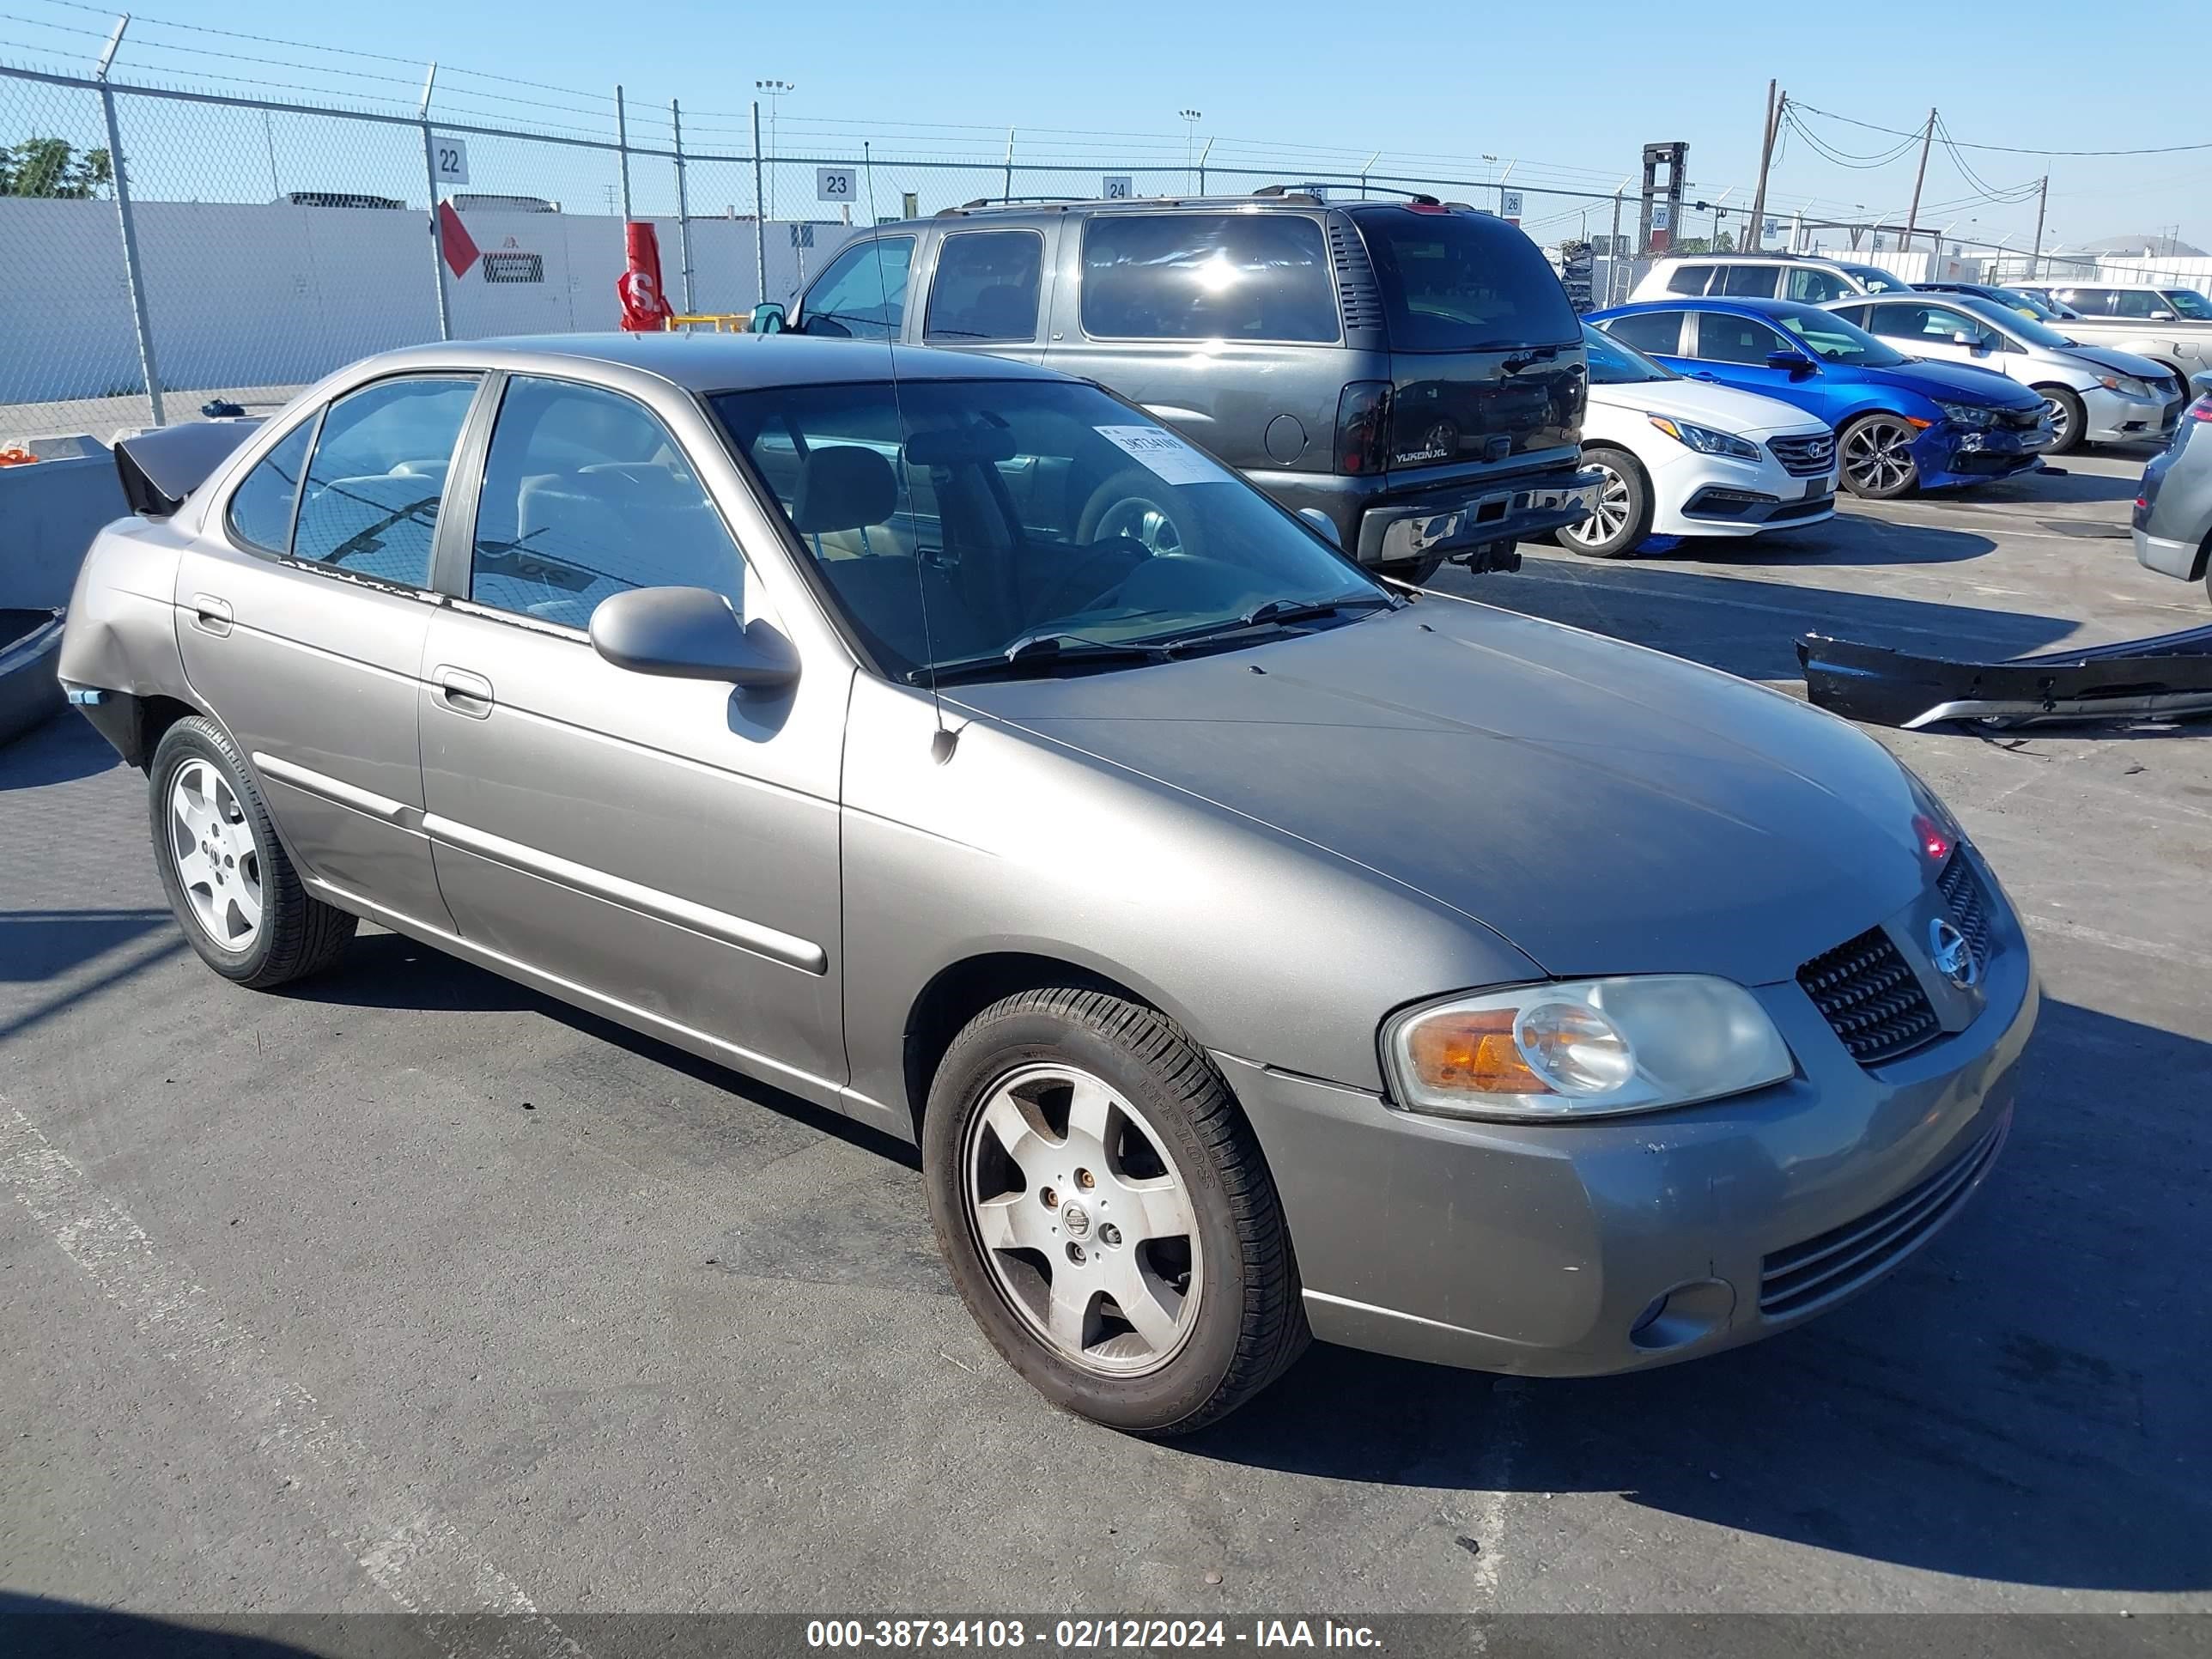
1095;425;1230;487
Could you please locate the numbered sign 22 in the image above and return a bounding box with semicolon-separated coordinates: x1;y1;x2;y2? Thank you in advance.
1101;175;1133;199
430;135;470;187
816;167;855;203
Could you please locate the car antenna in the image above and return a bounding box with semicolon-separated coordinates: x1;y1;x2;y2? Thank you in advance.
867;139;956;763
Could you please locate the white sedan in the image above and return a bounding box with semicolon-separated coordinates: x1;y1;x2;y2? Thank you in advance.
1563;325;1840;558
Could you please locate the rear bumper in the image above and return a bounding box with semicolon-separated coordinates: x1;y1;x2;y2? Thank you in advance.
2134;525;2207;582
1251;461;1601;567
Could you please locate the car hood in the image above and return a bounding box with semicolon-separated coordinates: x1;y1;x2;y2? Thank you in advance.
2063;343;2173;382
949;600;1932;986
1592;376;1824;435
1865;356;2044;409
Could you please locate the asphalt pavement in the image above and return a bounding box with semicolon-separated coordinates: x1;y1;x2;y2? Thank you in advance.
3;448;2207;1652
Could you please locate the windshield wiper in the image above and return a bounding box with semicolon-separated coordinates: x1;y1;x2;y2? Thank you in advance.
1145;593;1397;653
911;632;1176;686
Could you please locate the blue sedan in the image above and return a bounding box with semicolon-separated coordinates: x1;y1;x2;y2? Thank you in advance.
1584;296;2054;499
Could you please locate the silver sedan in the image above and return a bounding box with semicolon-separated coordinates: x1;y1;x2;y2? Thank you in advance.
60;335;2036;1432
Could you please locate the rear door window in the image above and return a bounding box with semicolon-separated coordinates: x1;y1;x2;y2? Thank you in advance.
1356;208;1577;350
1601;309;1688;356
2112;290;2166;318
1786;268;1853;302
925;230;1044;343
291;377;477;587
799;235;915;339
1719;265;1780;297
1080;213;1339;342
1692;313;1791;365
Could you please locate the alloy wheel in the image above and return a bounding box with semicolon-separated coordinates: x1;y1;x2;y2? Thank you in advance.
1841;418;1917;495
1562;460;1632;550
167;757;264;950
963;1061;1202;1377
2040;393;2073;447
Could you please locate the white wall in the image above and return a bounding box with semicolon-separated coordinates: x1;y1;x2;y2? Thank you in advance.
0;196;854;406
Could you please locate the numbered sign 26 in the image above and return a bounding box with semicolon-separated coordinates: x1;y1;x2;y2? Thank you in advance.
817;167;855;203
429;135;470;187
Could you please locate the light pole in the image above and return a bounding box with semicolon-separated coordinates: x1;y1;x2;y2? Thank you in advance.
757;78;794;222
1178;108;1201;193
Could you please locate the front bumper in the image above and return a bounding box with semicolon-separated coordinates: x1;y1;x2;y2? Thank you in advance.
1218;866;2038;1376
2082;384;2184;446
1648;431;1837;538
1917;420;2051;489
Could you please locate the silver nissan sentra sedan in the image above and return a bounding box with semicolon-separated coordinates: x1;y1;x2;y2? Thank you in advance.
58;334;2037;1435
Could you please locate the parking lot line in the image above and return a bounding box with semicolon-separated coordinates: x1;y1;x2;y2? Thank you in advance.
0;1105;588;1659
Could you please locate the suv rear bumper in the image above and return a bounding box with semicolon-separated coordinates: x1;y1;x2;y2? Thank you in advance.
1251;461;1602;568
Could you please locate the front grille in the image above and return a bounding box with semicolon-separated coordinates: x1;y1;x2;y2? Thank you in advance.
1796;927;1940;1065
1936;852;1993;978
1995;404;2046;432
1759;1119;2006;1318
1768;433;1835;477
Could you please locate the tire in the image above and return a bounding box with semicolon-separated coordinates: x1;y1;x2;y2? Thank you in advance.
1076;470;1205;560
922;988;1308;1436
149;716;356;988
2034;385;2087;455
1838;413;1921;500
1371;550;1446;585
1556;445;1654;557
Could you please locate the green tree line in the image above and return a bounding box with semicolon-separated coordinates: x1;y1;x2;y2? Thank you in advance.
2;137;113;198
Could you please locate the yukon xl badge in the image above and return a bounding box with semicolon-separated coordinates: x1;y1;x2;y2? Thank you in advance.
1929;918;1978;990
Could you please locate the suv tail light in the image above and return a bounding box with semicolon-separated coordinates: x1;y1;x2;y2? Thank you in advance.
2189;395;2212;423
1335;381;1392;476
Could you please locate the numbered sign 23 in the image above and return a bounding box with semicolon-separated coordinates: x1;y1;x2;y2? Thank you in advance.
430;136;470;187
816;167;855;203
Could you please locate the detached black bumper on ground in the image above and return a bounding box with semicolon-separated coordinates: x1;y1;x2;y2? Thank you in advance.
1800;624;2212;729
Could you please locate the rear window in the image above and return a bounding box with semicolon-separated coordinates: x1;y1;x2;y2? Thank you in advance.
1356;208;1578;352
1079;213;1339;343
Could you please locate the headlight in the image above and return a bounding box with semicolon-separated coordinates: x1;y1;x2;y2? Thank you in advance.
1647;415;1762;462
1936;401;1998;429
2099;374;2154;399
1382;976;1795;1121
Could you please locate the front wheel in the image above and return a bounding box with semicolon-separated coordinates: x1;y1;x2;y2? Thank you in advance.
1838;414;1922;499
923;988;1308;1435
2035;385;2086;455
1557;446;1653;557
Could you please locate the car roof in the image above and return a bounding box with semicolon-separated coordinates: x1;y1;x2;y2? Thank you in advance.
1593;295;1806;319
355;332;1066;393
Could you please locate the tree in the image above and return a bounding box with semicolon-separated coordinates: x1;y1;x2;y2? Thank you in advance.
1;137;113;198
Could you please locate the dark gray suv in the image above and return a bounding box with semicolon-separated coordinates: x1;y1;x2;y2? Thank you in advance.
756;191;1599;580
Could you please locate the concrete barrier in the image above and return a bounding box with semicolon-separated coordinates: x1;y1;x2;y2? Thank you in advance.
0;452;127;611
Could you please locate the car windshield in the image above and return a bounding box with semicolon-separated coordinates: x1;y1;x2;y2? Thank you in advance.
1839;263;1908;294
1952;294;2070;348
712;378;1389;679
1581;322;1674;384
2162;289;2212;319
1769;302;1909;367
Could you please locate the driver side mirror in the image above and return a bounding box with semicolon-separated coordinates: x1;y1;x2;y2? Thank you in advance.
1765;349;1817;378
590;586;799;692
749;302;787;334
1953;331;1994;352
2150;309;2176;323
1296;507;1342;548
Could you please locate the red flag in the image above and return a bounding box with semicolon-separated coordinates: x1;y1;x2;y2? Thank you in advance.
437;200;479;278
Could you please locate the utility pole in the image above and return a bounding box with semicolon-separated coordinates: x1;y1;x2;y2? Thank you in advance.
1747;81;1781;252
2028;174;2048;280
1903;106;1936;258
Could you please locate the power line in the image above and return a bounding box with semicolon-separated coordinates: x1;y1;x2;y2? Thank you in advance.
1792;99;2212;159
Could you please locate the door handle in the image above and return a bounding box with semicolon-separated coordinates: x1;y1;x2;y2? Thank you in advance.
433;665;495;718
189;592;234;635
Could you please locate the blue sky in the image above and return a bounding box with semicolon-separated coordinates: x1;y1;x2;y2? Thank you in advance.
4;0;2205;254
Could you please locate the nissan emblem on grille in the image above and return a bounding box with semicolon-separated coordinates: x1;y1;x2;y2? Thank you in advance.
1929;918;1979;990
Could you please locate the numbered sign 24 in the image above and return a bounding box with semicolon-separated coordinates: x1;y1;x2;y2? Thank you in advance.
817;167;854;203
1101;175;1133;199
429;135;470;187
